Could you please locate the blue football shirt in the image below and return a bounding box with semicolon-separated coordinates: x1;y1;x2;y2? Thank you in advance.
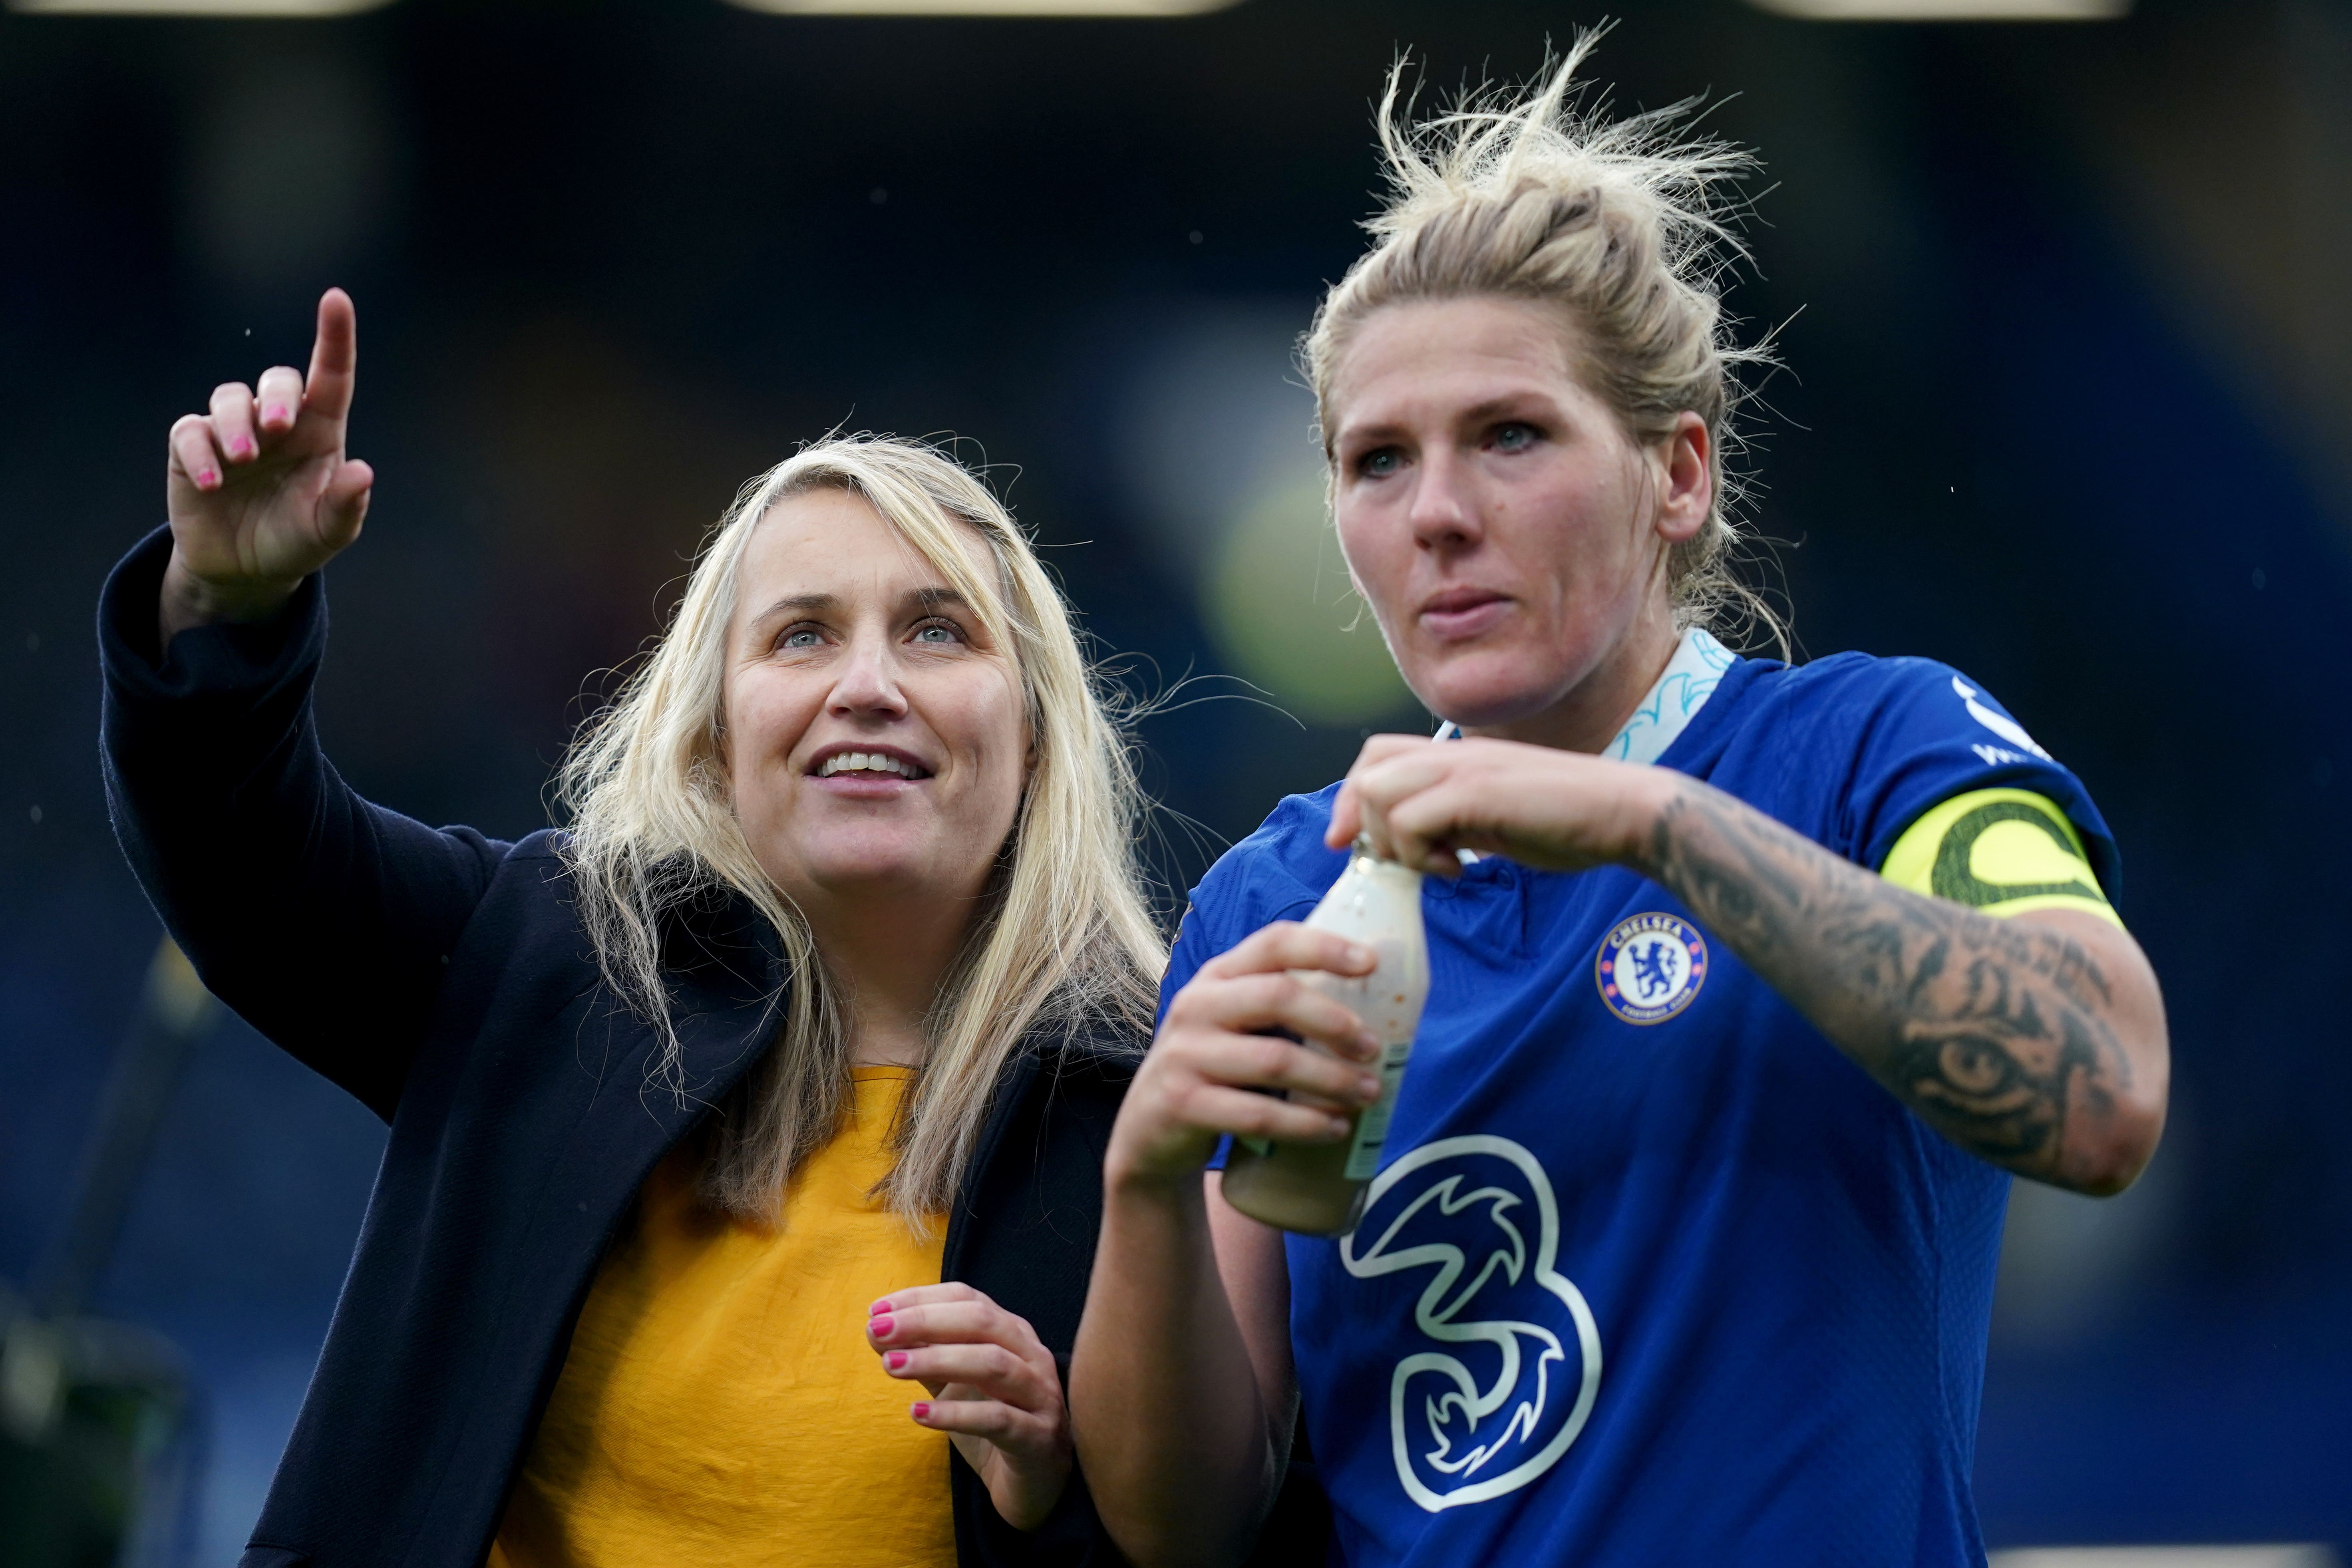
1163;648;2120;1568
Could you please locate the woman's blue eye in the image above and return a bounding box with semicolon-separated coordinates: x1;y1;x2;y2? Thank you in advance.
1361;448;1403;478
780;628;822;650
1492;422;1537;452
913;622;961;645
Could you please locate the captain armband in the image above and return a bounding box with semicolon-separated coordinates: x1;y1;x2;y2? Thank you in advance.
1877;788;2122;928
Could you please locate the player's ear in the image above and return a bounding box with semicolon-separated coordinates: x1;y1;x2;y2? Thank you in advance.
1652;413;1710;546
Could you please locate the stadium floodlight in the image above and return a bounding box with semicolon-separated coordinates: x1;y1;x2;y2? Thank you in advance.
6;0;393;13
723;0;1243;14
1743;0;2128;17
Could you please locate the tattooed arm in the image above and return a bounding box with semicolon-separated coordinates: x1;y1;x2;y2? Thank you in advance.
1329;735;2170;1195
1638;780;2165;1192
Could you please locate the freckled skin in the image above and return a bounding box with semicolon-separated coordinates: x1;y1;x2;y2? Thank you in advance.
1326;297;1702;753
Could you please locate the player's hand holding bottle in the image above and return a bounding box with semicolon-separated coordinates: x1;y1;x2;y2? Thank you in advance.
1328;731;1676;879
160;287;374;643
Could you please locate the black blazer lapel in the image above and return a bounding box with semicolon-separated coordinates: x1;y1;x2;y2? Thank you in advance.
407;956;783;1563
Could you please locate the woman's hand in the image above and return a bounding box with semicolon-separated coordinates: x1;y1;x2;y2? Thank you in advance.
1326;732;1674;878
868;1284;1076;1530
1104;922;1388;1190
160;287;374;644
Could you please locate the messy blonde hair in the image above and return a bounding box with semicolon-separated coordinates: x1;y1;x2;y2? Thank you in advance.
1305;29;1785;651
558;435;1163;1224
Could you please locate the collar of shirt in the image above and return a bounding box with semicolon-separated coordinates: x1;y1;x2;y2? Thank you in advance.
1602;626;1734;768
1431;626;1733;869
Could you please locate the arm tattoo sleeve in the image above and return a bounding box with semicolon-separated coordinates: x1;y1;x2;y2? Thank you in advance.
1641;779;2133;1186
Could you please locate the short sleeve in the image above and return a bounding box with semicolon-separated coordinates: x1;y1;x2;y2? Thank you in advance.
1159;791;1343;1028
1878;787;2122;927
1158;900;1226;1027
1831;660;2123;912
1158;796;1344;1174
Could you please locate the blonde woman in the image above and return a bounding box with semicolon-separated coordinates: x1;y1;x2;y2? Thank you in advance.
1074;39;2169;1568
101;291;1159;1568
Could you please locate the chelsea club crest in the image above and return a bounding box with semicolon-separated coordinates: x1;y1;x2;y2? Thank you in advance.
1596;912;1708;1025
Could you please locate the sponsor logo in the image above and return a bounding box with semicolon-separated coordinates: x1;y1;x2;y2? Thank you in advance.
1340;1136;1603;1512
1595;913;1707;1024
1952;675;2052;761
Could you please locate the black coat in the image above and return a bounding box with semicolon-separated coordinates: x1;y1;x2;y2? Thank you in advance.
97;529;1137;1568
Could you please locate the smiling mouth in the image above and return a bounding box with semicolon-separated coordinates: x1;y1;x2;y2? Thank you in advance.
815;751;932;780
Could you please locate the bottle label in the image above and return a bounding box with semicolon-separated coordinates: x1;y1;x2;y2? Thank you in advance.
1310;938;1423;1182
1344;1036;1414;1180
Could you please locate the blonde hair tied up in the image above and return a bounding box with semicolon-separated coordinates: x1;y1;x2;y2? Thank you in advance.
1305;28;1786;654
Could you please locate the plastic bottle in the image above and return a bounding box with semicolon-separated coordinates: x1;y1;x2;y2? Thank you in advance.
1219;843;1429;1236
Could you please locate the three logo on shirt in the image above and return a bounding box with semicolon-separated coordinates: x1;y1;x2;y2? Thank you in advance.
1340;1135;1604;1512
1595;913;1708;1024
1337;916;1704;1513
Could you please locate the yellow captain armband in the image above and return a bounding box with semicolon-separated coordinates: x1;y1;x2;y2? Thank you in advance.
1878;787;2123;928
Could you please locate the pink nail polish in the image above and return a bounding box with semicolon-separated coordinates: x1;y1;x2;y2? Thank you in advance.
231;436;253;456
912;1401;932;1420
197;470;218;488
885;1351;908;1371
264;404;288;424
868;1298;893;1316
871;1314;895;1339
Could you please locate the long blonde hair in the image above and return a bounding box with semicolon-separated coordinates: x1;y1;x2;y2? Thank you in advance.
1304;30;1786;652
557;435;1164;1224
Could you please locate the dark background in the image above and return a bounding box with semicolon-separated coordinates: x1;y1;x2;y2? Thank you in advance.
3;0;2348;1558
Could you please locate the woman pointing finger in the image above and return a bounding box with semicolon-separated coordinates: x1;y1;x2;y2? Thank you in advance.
105;294;1162;1566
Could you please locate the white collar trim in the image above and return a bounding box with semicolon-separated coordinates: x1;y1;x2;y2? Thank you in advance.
1602;626;1734;768
1428;628;1734;864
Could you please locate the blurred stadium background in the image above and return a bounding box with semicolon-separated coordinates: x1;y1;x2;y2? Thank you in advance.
2;0;2347;1560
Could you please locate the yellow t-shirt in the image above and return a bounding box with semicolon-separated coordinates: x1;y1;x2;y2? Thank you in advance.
487;1067;956;1568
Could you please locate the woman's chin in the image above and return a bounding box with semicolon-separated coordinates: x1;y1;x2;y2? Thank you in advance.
803;854;941;897
756;832;957;905
752;810;1012;917
1402;638;1602;732
1411;669;1571;731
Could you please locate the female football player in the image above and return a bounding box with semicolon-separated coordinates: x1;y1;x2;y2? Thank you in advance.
1072;38;2168;1568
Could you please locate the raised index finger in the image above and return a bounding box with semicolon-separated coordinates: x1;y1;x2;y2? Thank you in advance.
302;288;358;423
